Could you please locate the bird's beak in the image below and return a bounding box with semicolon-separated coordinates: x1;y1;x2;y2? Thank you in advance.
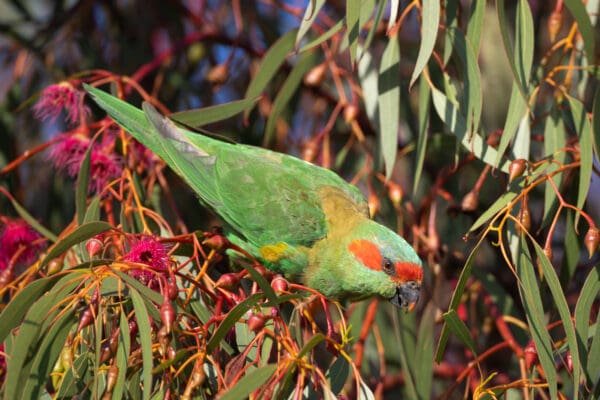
389;281;421;311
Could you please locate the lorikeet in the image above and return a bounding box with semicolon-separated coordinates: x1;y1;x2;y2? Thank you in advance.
85;85;423;310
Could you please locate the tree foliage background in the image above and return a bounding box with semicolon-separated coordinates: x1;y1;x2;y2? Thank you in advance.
0;0;599;399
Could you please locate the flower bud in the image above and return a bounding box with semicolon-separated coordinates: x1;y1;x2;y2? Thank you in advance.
160;297;176;333
303;63;327;87
343;103;360;123
388;182;403;208
565;351;573;373
517;204;531;234
47;258;63;275
585;227;599;258
86;238;104;259
271;275;289;294
524;340;538;369
508;159;527;183
247;313;266;333
461;190;479;212
215;273;239;290
106;364;119;393
368;194;380;218
302;139;319;163
203;233;229;251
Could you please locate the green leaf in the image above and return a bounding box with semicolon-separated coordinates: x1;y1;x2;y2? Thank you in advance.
443;309;477;356
299;20;344;53
413;77;430;195
6;195;57;242
83;195;102;223
362;0;388;56
430;85;510;174
130;288;154;400
244;29;298;116
113;308;132;400
40;221;112;267
496;0;533;104
566;95;593;227
409;0;439;87
170;97;259;128
516;237;557;399
76;141;93;226
0;274;61;342
592;88;600;162
574;265;600;383
206;292;264;353
218;364;277;400
378;32;400;179
263;49;318;146
415;305;435;398
346;0;360;64
466;0;485;55
563;0;596;63
435;235;485;362
495;84;528;165
326;357;349;394
532;241;580;400
542;110;566;225
20;308;76;399
357;377;376;400
296;0;326;46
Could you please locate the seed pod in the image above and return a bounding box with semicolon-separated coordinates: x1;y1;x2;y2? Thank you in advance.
508;159;527;183
565;351;573;373
303;63;327;87
77;304;96;332
524;340;538;370
167;279;178;300
247;313;266;333
302;139;318;163
158;326;172;354
461;190;479;212
585;227;599;258
517;204;531;234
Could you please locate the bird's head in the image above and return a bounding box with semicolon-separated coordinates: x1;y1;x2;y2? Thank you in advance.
347;220;423;311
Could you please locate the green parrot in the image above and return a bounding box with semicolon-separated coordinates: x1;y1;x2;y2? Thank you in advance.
85;85;423;310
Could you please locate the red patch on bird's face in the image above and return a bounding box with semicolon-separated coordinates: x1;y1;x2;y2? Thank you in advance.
349;239;423;282
348;240;382;271
394;261;423;282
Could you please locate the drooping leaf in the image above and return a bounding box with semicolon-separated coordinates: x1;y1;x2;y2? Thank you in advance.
574;265;600;383
218;364;277;400
563;0;596;63
378;32;400;179
443;309;477;356
346;0;360;64
296;0;326;46
129;288;154;400
566;95;593;227
409;0;440;87
413;77;430;195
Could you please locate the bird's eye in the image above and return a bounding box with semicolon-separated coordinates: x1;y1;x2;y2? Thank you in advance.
382;258;394;274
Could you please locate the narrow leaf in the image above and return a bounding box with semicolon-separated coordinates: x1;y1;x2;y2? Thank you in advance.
299;20;344;53
592;88;600;160
244;29;298;116
346;0;360;64
170;98;259;128
40;221;112;267
130;288;154;400
563;0;595;62
466;0;485;55
574;265;600;382
218;364;277;400
378;33;400;179
6;196;57;242
443;309;477;355
566;96;593;227
263;50;318;146
296;0;326;46
409;0;440;87
413;77;430;195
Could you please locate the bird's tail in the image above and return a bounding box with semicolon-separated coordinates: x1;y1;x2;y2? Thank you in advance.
85;84;223;207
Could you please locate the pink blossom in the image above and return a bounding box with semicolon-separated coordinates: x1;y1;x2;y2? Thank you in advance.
34;82;89;125
0;218;45;271
48;136;122;194
124;235;169;286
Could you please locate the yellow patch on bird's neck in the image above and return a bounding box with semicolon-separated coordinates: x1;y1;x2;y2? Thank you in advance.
259;242;289;262
318;186;369;234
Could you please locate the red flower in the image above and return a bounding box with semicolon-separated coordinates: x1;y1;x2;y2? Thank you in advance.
124;235;169;286
0;218;45;271
34;82;89;125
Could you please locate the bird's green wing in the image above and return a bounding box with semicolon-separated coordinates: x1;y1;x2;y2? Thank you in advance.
85;85;367;248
